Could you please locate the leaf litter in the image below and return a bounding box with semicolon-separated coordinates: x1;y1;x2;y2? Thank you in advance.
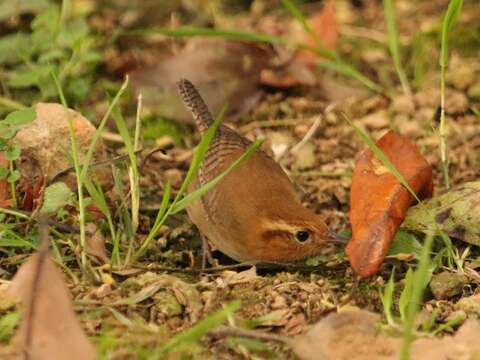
3;220;95;360
1;0;480;359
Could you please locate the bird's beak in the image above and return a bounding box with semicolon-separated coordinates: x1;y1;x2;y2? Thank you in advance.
327;231;349;244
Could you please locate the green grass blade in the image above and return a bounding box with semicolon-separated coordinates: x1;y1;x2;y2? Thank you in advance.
132;106;225;261
399;268;414;322
439;0;463;190
412;32;426;90
145;181;172;243
79;77;129;183
280;0;337;60
51;70;88;269
399;229;435;360
155;300;241;356
379;268;396;326
170;139;263;214
440;0;464;68
128;27;284;45
318;60;382;93
343;114;421;202
173;104;227;204
383;0;411;97
281;0;314;38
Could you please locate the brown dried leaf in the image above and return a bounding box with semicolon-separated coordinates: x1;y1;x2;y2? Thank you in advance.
347;131;433;278
0;152;12;207
291;310;480;360
85;223;109;263
129;38;271;122
7;226;96;360
291;310;397;360
295;1;338;68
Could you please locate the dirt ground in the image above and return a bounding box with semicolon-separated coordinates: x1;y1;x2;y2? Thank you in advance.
1;0;480;359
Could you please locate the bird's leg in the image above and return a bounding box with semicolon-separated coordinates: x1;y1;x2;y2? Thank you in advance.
201;235;215;270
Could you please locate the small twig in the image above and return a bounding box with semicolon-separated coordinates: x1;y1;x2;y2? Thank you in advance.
209;325;290;344
48;144;174;186
0;207;85;234
290;115;322;154
47;152;138;185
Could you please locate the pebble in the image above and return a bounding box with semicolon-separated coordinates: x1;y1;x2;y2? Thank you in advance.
445;90;469;114
391;94;415;115
13;102;110;190
358;110;389;129
429;271;468;300
467;80;480;99
447;64;475;90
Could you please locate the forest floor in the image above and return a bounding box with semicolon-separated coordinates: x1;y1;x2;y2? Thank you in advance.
1;0;480;359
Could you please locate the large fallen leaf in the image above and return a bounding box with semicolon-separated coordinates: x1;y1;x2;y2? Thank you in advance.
403;181;480;246
130;38;270;122
291;310;480;360
7;228;96;359
347;130;433;278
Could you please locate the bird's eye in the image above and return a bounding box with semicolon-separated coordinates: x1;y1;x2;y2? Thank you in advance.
295;230;310;242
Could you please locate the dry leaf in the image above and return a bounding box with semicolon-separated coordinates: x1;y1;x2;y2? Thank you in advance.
85;223;109;263
291;310;480;360
347;131;433;278
291;310;397;360
130;38;270;122
0;152;12;207
260;2;339;88
220;266;258;286
295;1;338;68
403;181;480;246
20;176;44;212
7;226;96;360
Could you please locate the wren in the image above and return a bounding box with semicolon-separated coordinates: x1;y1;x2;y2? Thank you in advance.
178;79;334;263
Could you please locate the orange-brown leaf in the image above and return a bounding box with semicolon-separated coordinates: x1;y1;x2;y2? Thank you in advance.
347;130;433;278
295;1;338;68
0;152;12;207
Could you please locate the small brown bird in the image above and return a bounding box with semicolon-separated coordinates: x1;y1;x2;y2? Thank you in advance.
178;79;334;263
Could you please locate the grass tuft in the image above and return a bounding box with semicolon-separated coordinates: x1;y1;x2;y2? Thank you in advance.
383;0;412;97
439;0;464;189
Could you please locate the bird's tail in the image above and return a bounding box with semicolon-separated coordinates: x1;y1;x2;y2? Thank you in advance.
177;79;213;134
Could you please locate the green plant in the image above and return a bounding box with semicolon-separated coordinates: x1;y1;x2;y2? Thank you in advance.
52;72;128;270
399;229;435;359
0;1;101;109
383;0;411;97
379;268;396;326
0;108;37;206
438;0;464;189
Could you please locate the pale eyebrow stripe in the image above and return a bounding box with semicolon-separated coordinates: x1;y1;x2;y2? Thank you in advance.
261;219;299;232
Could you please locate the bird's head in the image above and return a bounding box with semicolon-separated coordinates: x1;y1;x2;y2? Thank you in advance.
248;213;341;262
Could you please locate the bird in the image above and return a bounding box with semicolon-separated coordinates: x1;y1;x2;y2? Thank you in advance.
177;79;338;264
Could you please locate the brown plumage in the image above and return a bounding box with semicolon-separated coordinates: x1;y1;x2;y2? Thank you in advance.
177;79;331;262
